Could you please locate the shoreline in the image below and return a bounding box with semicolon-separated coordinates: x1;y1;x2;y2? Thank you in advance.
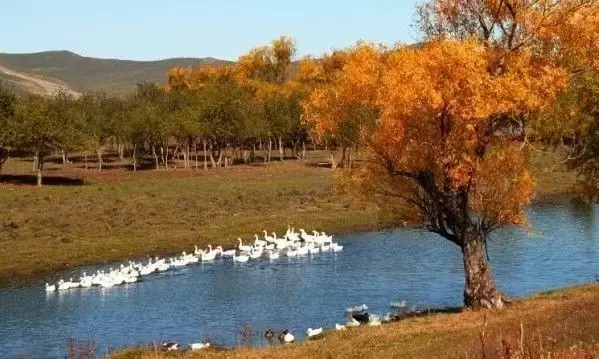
105;283;598;358
0;221;396;290
0;195;576;290
0;151;578;289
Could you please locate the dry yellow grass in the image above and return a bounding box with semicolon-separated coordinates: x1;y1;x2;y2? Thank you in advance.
110;284;599;359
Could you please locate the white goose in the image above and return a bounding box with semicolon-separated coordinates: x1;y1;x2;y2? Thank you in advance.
286;248;298;257
306;327;323;338
249;247;263;259
263;230;275;243
201;246;217;261
233;252;250;263
268;250;280;259
194;245;202;256
346;317;361;327
254;234;267;247
368;315;382;326
57;280;71;291
300;228;315;242
45;283;56;292
297;245;309;256
218;246;236;257
265;243;276;250
190;342;210;350
238;238;252;252
332;243;343;252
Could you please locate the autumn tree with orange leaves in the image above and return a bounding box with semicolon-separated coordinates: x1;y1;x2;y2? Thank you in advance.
304;0;598;308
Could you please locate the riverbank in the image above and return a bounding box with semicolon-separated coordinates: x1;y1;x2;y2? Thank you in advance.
0;150;577;287
0;159;388;287
110;283;599;358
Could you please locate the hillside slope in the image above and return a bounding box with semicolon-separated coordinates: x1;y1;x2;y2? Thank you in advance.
0;64;80;97
0;50;231;94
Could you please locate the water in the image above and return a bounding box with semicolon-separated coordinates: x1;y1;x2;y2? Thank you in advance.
0;201;598;358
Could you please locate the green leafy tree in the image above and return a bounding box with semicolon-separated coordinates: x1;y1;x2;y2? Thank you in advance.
0;81;16;173
128;83;169;171
7;92;82;185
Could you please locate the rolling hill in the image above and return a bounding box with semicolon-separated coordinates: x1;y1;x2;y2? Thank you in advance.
0;50;232;95
0;64;81;97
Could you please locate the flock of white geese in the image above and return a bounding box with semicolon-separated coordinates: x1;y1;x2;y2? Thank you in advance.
44;228;342;292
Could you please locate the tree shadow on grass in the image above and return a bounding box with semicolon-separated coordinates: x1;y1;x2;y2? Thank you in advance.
0;174;85;186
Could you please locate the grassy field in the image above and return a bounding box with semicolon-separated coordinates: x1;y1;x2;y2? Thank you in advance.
0;149;577;287
109;284;599;358
0;155;386;287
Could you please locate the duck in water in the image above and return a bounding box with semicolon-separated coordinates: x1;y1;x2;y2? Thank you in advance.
264;329;275;345
278;329;294;344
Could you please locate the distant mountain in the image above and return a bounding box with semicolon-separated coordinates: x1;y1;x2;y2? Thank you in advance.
0;64;80;97
0;50;232;95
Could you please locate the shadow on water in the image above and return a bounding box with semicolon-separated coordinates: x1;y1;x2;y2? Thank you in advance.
0;174;85;186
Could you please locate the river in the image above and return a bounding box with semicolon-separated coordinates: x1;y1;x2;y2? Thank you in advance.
0;200;597;358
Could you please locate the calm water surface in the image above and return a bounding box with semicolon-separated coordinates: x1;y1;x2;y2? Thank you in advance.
0;201;598;358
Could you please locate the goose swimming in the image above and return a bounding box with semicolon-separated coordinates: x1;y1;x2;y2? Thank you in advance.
189;342;210;350
238;238;252;252
306;327;323;338
278;330;294;344
233;252;250;263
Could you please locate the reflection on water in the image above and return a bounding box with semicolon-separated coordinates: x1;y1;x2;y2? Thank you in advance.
0;201;597;358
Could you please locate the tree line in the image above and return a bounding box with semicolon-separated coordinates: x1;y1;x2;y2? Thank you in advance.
0;37;337;185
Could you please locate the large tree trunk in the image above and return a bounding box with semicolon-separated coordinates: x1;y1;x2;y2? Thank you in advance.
338;146;347;168
36;153;44;187
96;148;103;171
460;231;504;309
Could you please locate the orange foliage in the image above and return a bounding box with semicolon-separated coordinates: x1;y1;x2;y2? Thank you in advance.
304;1;597;233
166;65;233;92
420;1;599;69
301;43;384;140
305;38;568;229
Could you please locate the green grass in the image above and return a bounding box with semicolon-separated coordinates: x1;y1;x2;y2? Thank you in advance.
0;158;384;286
0;148;578;287
108;284;599;358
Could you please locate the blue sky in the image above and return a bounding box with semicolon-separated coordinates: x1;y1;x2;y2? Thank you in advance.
1;0;420;61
